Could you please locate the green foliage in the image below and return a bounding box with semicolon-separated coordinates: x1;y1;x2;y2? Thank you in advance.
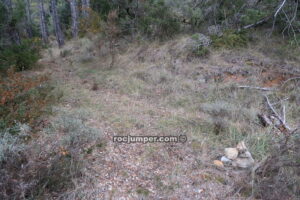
0;38;42;72
79;9;102;35
211;30;248;48
189;7;204;28
60;49;71;58
138;0;180;40
91;0;114;19
192;46;209;57
189;33;211;57
0;70;60;130
12;0;26;23
215;0;244;23
241;9;268;25
58;0;71;30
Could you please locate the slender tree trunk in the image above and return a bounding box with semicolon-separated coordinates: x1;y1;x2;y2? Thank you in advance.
3;0;21;44
81;0;90;18
38;0;48;43
24;0;33;37
50;0;64;47
69;0;79;38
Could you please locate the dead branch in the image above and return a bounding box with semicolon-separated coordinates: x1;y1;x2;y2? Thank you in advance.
264;94;291;131
274;0;287;18
282;105;286;124
237;85;276;91
281;8;298;44
242;15;272;30
271;97;289;106
270;0;287;35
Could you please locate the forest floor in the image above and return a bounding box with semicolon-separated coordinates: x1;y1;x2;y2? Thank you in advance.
36;35;300;199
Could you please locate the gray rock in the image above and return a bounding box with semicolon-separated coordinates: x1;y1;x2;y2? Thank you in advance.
207;25;223;36
232;157;255;168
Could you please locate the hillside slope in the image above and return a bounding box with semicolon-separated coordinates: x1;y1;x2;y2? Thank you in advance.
37;35;300;199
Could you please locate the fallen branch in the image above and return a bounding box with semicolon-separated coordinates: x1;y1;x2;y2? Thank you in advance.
242;15;272;30
237;85;276;91
264;94;291;131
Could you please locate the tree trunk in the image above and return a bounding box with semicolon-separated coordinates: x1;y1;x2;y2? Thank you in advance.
81;0;90;18
69;0;79;38
24;0;33;37
50;0;64;47
3;0;21;44
38;0;48;44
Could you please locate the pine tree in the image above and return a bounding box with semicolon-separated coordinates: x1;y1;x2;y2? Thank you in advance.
38;0;48;43
50;0;64;47
70;0;79;38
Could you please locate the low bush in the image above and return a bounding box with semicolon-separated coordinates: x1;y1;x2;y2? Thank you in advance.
0;38;42;72
189;33;211;57
211;30;248;48
0;111;103;199
60;49;72;58
0;68;58;130
241;9;268;26
79;9;103;36
138;0;180;40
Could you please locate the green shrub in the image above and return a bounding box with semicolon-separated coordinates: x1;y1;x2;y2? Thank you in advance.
189;33;211;57
0;38;42;72
138;0;180;40
192;46;209;57
0;69;60;130
241;9;268;26
211;30;248;48
0;111;102;199
60;49;71;58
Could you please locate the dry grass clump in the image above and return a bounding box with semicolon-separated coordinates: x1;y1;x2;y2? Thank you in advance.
0;111;103;199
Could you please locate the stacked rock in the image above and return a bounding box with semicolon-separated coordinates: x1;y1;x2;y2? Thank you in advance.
221;141;255;169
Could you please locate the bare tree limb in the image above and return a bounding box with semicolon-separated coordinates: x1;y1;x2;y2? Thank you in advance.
264;94;291;131
282;104;286;124
242;15;272;30
237;85;276;91
271;97;290;106
271;0;287;35
274;0;287;18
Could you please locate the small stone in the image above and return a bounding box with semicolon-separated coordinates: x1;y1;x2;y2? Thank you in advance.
213;160;224;168
225;148;238;160
221;156;232;163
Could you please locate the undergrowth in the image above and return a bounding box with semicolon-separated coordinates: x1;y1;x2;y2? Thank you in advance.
211;30;249;48
0;68;60;130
